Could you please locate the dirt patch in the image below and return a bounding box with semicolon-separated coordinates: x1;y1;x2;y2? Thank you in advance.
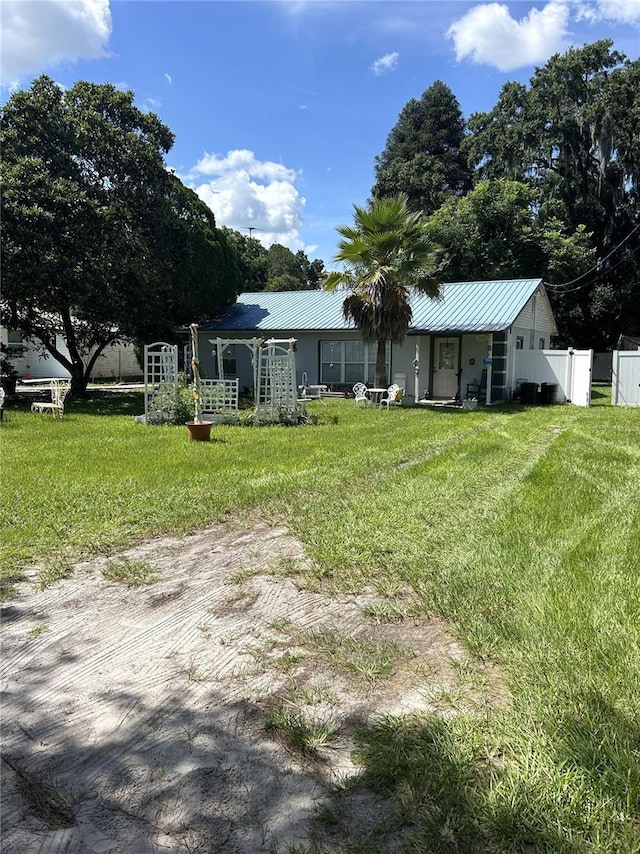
1;520;504;852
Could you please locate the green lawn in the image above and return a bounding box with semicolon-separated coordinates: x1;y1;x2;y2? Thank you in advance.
1;388;639;852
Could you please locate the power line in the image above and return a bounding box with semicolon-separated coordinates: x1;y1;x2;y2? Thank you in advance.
544;222;640;291
544;253;630;294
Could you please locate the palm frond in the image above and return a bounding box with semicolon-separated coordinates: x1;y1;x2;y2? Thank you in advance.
328;194;440;345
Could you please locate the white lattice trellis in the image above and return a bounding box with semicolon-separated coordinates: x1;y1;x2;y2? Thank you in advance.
200;378;240;422
255;338;298;422
143;342;178;423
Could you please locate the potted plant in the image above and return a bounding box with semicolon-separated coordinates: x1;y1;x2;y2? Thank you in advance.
185;324;213;441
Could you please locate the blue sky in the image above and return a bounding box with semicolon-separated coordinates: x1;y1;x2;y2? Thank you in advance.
2;1;639;265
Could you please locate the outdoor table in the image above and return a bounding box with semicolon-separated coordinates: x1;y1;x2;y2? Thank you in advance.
367;388;386;406
307;385;327;398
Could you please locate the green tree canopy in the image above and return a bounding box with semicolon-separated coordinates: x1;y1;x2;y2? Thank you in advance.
220;229;269;291
1;75;241;394
324;195;441;387
427;179;595;281
372;81;472;215
426;180;596;346
464;41;640;347
466;41;639;236
220;230;325;292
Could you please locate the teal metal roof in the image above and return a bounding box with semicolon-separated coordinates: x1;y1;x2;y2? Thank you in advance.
409;278;544;333
198;278;545;334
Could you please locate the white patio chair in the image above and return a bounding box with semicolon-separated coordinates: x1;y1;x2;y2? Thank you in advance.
352;382;369;408
380;383;402;410
31;380;71;417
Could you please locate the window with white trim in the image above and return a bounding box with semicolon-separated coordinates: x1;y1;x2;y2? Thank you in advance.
320;340;389;385
6;330;23;348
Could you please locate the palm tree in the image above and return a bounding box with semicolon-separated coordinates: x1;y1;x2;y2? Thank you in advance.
324;195;441;388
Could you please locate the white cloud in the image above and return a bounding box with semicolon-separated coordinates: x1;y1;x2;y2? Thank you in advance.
185;149;309;253
142;97;161;112
591;0;640;21
371;52;399;75
1;0;111;85
164;72;172;85
447;1;570;72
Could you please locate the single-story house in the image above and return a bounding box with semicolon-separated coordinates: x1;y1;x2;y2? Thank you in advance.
190;278;557;405
0;325;142;383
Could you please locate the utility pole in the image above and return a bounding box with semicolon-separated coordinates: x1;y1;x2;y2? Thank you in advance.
243;226;263;240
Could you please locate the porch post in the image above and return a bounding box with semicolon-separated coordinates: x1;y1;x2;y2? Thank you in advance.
414;339;420;403
486;335;493;406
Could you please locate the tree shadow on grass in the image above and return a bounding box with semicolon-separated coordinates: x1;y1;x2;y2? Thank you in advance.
6;390;145;417
70;390;145;417
327;713;592;854
590;383;611;405
549;687;639;817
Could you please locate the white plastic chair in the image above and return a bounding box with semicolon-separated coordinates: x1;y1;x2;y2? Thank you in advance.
31;380;70;417
352;382;369;408
380;383;402;410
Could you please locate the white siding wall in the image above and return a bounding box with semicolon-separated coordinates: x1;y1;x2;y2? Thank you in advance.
2;326;142;381
7;335;70;379
88;343;142;380
513;291;555;344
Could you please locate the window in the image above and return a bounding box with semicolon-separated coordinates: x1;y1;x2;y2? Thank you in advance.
222;346;236;377
538;338;546;350
438;341;456;370
320;340;388;385
6;329;23;348
210;345;236;378
516;336;524;350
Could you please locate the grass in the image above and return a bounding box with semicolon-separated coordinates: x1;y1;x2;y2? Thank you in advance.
298;626;410;684
264;702;339;757
1;389;639;850
101;556;159;587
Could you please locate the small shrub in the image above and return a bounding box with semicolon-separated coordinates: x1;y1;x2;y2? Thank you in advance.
168;374;195;425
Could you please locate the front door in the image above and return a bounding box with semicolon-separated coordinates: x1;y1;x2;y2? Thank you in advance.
432;338;459;398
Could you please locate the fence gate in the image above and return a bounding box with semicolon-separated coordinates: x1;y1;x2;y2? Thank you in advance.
144;342;178;423
612;351;640;406
568;349;593;407
512;349;592;406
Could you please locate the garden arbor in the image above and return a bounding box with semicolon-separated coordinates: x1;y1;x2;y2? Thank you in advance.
209;336;299;423
142;336;301;424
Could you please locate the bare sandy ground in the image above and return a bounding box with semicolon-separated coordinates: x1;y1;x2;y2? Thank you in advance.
1;520;499;853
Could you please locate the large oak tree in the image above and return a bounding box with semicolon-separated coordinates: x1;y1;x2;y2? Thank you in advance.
1;76;241;394
465;41;640;347
426;179;595;286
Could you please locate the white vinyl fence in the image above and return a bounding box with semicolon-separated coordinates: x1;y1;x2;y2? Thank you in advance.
611;351;640;406
512;349;593;407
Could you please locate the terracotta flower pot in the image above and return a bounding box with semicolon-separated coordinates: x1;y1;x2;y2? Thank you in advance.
185;420;213;442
